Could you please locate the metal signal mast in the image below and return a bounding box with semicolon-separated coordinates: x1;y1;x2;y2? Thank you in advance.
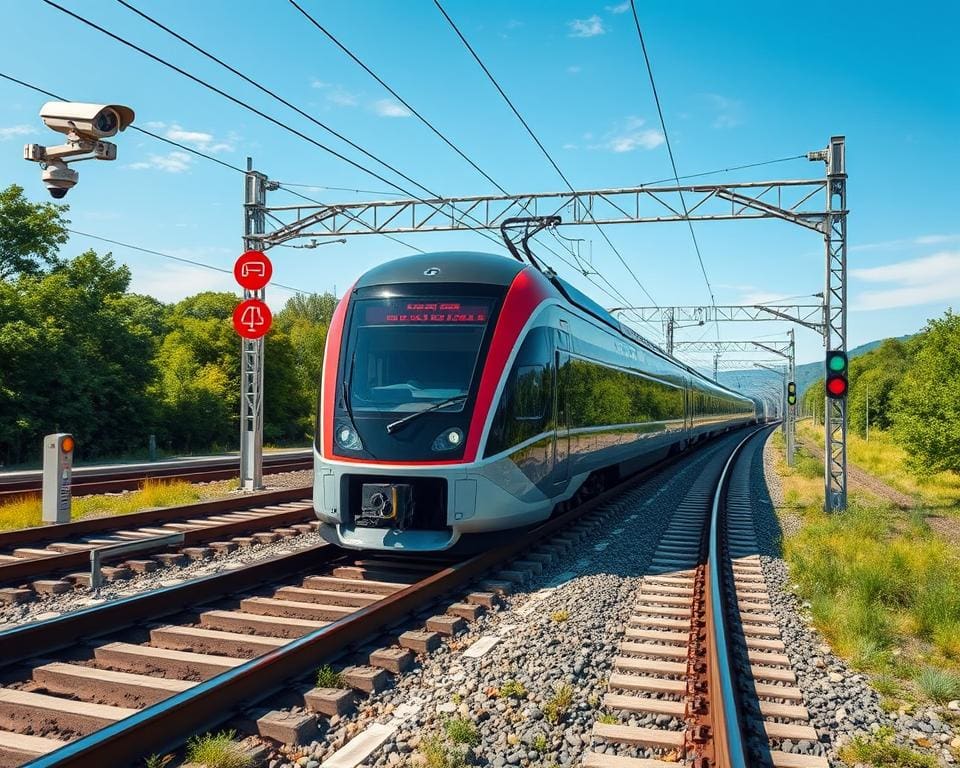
247;137;848;511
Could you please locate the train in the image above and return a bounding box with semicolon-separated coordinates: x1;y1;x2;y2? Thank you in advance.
313;250;756;552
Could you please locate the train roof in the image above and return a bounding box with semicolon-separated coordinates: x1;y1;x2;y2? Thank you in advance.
355;251;523;289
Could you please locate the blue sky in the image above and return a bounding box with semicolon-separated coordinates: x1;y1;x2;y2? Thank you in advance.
1;0;957;370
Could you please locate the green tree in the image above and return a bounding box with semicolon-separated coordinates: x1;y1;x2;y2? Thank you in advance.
891;311;960;473
802;378;825;424
846;338;911;436
0;184;69;279
0;251;156;464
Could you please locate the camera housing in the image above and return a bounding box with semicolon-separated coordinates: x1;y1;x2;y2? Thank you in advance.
39;102;135;140
41;161;78;199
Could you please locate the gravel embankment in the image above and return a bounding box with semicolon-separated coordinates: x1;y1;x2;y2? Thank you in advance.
759;431;960;767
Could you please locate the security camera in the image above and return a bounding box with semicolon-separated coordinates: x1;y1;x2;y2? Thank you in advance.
23;100;134;198
39;101;135;140
41;161;78;199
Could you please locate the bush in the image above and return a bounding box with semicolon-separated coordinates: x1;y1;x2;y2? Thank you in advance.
184;730;252;768
915;667;960;704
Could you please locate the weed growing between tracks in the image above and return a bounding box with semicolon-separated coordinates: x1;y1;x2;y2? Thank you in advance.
0;478;235;530
839;725;939;767
773;433;960;713
184;729;253;768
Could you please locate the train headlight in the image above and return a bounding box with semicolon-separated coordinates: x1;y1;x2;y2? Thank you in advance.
335;423;363;451
431;428;464;452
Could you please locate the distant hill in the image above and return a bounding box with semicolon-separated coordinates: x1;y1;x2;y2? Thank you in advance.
717;335;912;397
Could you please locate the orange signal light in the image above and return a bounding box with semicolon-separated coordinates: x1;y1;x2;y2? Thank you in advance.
61;436;75;453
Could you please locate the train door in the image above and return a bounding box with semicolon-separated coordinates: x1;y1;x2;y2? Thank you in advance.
552;320;571;486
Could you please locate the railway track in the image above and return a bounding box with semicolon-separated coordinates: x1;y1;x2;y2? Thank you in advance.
0;487;314;592
0;450;313;502
584;425;826;768
0;430;764;767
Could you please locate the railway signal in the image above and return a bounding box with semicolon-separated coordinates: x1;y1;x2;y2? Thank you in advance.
787;382;797;406
825;351;848;399
234;250;273;291
42;433;74;524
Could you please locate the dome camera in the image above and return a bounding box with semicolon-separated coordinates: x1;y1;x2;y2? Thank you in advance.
41;161;78;199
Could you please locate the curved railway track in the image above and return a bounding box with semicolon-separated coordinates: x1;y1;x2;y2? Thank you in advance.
584;424;826;768
0;450;313;502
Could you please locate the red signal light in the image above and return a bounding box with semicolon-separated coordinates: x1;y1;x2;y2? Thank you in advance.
826;377;847;397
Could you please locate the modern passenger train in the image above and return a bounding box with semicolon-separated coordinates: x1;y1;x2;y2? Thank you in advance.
313;251;756;552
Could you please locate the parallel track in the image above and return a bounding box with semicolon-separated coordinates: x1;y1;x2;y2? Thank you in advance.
0;451;313;502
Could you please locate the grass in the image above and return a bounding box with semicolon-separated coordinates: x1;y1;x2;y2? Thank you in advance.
774;429;960;708
532;733;548;752
498;679;526;699
0;478;236;531
420;734;468;768
544;683;573;724
184;730;252;768
315;664;345;689
838;726;937;768
915;667;960;704
550;609;569;622
596;713;618;724
798;420;960;507
143;756;172;768
443;717;479;746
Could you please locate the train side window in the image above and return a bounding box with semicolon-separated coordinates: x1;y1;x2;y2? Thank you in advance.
515;364;547;420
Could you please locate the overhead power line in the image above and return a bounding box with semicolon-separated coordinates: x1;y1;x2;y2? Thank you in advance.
66;228;315;296
627;0;716;323
432;0;659;309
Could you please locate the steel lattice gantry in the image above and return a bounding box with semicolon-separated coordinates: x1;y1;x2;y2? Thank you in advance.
244;136;848;511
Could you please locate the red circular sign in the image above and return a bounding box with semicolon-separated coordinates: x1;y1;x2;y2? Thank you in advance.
233;298;273;339
826;376;847;397
234;250;273;291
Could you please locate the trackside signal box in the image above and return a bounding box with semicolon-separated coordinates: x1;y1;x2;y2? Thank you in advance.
42;433;74;524
787;382;797;406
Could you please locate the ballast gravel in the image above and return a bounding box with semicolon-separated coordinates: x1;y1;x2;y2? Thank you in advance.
756;430;960;767
261;438;739;768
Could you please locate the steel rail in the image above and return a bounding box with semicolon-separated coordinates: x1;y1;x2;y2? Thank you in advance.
19;428;740;767
705;425;773;767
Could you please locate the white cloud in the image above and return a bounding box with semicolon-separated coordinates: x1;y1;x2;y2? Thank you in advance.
567;65;582;74
129;263;235;304
127;150;192;173
587;117;664;153
703;93;742;129
0;124;33;140
310;79;330;89
606;1;631;12
568;15;605;37
327;89;359;107
371;99;411;118
852;233;960;252
851;251;960;310
142;121;236;153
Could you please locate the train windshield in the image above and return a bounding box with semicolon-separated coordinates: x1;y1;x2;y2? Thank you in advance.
346;297;493;414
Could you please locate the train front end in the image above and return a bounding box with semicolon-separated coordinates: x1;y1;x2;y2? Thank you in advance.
313;251;555;552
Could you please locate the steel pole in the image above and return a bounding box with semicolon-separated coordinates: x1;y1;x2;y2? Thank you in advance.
787;328;795;466
240;158;266;491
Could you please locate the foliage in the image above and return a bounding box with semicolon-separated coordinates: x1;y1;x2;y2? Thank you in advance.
184;730;252;768
892;311;960;473
544;683;573;724
315;664;345;689
443;717;479;746
143;755;173;768
550;609;569;622
532;733;548;751
838;726;937;768
596;713;618;724
0;184;69;279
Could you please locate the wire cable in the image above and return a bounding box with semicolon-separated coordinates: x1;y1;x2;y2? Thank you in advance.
628;0;716;325
66;228;316;295
433;0;659;308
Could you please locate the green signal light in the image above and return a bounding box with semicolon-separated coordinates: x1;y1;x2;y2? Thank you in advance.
828;353;846;372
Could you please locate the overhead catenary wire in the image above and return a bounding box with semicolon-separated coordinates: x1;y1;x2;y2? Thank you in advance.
627;0;717;337
432;0;659;311
43;0;511;255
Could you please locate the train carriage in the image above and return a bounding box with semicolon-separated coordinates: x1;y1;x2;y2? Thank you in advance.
313;251;755;552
